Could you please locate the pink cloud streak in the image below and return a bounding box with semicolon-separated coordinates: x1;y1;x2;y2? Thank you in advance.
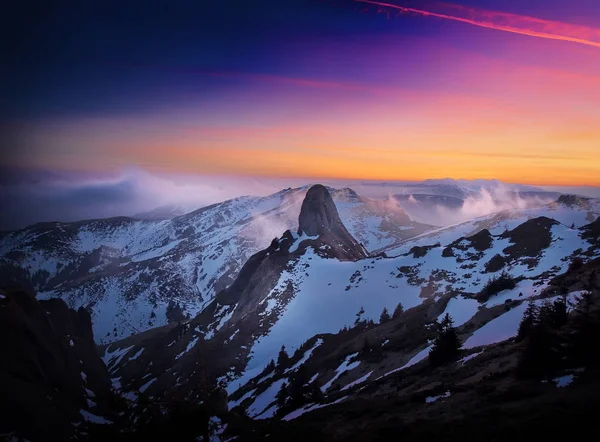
355;0;600;48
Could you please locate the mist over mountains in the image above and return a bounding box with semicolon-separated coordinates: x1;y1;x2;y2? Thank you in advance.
1;167;590;231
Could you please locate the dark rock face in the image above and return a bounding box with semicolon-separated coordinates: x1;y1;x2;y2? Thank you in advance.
501;217;558;258
556;194;590;208
216;186;367;310
298;184;352;237
0;289;112;442
581;216;600;248
298;185;367;260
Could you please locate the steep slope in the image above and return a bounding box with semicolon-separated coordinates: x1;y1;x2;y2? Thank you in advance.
0;186;428;344
0;288;113;441
102;193;600;424
94;185;368;408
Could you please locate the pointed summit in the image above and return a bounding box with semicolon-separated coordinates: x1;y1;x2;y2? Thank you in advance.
298;184;349;237
216;185;367;307
297;184;367;260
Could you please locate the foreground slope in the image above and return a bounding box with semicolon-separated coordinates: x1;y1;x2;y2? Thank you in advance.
0;288;114;441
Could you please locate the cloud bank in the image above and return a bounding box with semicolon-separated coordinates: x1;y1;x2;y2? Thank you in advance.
0;168;288;231
1;167;591;232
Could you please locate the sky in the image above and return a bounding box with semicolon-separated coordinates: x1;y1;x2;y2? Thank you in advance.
2;0;600;187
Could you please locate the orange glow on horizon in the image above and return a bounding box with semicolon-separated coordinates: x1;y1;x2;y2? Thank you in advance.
7;27;600;189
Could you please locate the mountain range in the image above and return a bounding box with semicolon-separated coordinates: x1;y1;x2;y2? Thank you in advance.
1;185;600;441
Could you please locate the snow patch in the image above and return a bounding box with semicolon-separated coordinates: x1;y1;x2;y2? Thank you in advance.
437;296;479;327
282;396;348;421
460;351;484;365
554;374;574;388
176;336;200;359
287;339;324;372
341;371;373;391
139;378;156;393
80;410;113;425
425;391;451;403
321;353;360;392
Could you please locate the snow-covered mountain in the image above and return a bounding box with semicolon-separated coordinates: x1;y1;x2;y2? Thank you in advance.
0;186;430;344
97;188;600;423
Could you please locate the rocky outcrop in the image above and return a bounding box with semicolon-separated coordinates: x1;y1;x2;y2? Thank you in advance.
501;216;558;258
216;185;367;309
556;194;590;208
299;184;357;239
0;288;113;441
298;185;368;260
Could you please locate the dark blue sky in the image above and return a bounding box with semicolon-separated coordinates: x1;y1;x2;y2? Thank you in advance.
1;0;599;188
3;0;599;120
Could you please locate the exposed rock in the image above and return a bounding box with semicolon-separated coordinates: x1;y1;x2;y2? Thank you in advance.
0;288;113;441
581;216;600;248
298;185;367;260
556;194;590;208
217;185;368;309
501;217;558;258
408;243;440;259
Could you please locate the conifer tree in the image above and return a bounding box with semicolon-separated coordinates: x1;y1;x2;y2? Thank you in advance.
392;302;404;319
568;291;600;367
517;300;566;379
276;381;289;408
516;301;539;341
549;295;569;329
354;306;365;326
277;345;290;370
288;365;310;408
379;307;391;323
308;382;324;404
429;313;461;367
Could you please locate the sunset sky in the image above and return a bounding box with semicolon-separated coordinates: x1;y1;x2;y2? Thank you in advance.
2;0;600;186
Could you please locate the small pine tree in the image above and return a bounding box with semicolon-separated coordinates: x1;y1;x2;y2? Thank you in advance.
568;291;600;367
392;302;404;319
517;324;562;379
517;299;569;379
307;382;324;403
276;381;289;408
354;306;365;326
538;301;554;327
379;307;391;323
549;295;569;329
288;365;310;408
516;301;539;341
429;313;461;367
277;345;290;369
574;291;593;316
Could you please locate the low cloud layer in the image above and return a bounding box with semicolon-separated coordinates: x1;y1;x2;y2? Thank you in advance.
1;168;594;232
0;168;290;231
397;185;557;227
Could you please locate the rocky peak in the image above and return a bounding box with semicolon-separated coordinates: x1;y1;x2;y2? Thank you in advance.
297;184;367;260
297;185;353;238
